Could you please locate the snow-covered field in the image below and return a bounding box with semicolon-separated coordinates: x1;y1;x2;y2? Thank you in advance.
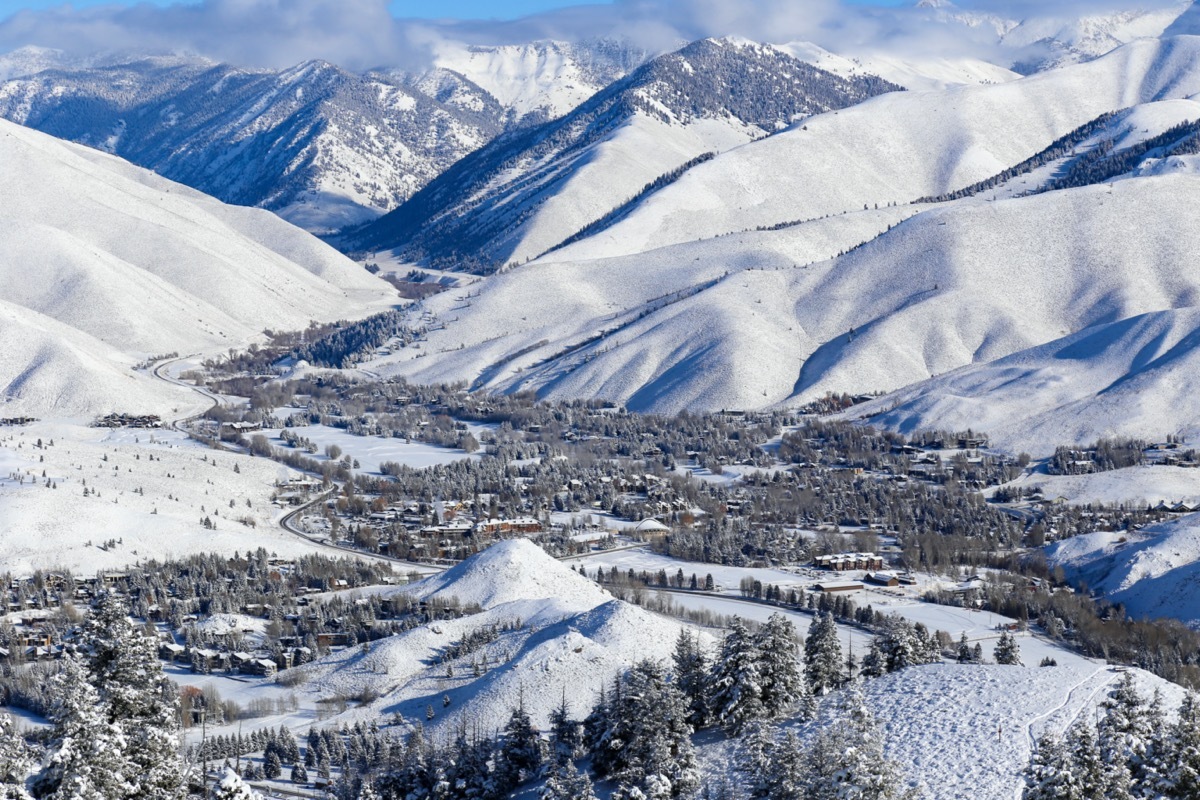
0;422;323;576
259;424;481;474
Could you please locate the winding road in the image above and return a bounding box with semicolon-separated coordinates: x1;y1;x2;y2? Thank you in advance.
148;356;440;574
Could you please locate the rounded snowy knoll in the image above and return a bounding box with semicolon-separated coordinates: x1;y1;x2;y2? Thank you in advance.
402;538;611;610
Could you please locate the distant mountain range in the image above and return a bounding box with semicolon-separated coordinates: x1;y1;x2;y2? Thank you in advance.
0;39;649;234
0;3;1190;238
345;38;904;272
6;2;1200;450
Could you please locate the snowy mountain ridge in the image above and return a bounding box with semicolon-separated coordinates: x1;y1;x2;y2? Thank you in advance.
348;37;903;272
0;56;506;234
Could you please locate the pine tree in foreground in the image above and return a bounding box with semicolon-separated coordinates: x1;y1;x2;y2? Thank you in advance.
541;759;596;800
708;617;764;734
589;659;698;798
672;628;710;728
31;654;130;800
1172;691;1200;796
86;594;185;800
1022;732;1074;800
757;613;813;720
0;713;31;800
804;611;843;696
497;702;544;790
805;682;912;800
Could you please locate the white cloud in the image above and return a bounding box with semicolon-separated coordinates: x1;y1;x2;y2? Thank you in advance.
0;0;1191;71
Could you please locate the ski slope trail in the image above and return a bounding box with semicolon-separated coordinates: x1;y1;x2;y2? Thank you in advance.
1014;666;1117;799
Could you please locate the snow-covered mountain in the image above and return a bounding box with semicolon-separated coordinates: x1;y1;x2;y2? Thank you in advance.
359;36;1200;429
0;117;393;417
1001;2;1192;73
348;38;903;272
410;38;650;126
0;56;505;233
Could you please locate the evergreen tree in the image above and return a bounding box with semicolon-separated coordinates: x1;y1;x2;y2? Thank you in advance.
210;768;259;800
993;630;1022;666
1171;691;1200;797
496;703;544;790
805;682;909;800
0;713;31;800
1064;719;1105;798
548;694;584;763
757;614;812;720
262;751;282;781
955;633;976;664
85;595;185;800
289;763;307;785
1022;733;1074;800
541;759;596;800
590;660;698;798
804;611;843;696
708;618;764;734
671;629;710;728
31;655;130;800
736;722;776;800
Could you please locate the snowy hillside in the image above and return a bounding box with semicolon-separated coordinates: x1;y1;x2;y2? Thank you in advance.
797;664;1182;800
363;36;1200;424
0;117;393;417
361;166;1200;417
1048;514;1200;627
557;36;1200;262
295;541;704;735
349;38;903;272
0;57;503;233
849;307;1200;455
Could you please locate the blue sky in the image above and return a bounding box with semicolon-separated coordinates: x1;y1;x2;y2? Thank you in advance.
0;0;932;19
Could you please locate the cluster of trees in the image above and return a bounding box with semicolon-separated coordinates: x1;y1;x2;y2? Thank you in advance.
1024;674;1200;799
1048;438;1147;476
0;595;186;799
1040;117;1200;194
916;110;1123;204
737;683;913;800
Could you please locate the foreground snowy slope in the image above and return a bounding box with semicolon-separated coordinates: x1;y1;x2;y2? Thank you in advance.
0;117;393;416
556;35;1200;262
295;540;703;735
